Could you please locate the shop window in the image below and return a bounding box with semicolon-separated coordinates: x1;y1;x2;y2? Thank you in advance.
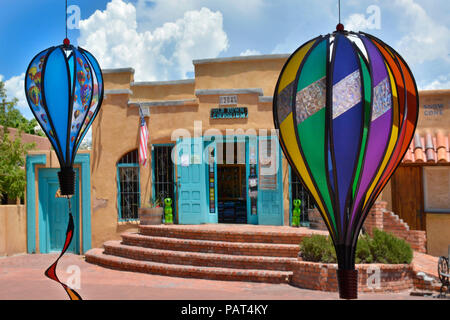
291;170;315;220
153;145;175;204
117;150;140;220
423;166;450;213
259;138;278;190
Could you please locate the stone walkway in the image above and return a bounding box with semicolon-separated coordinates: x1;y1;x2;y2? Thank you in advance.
0;253;436;300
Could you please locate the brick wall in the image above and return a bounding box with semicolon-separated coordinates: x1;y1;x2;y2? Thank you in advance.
364;201;427;253
290;260;414;293
307;208;328;231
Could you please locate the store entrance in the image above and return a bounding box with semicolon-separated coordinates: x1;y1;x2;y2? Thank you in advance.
216;141;247;224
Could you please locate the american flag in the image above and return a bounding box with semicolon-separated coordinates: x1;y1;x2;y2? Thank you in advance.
139;109;149;166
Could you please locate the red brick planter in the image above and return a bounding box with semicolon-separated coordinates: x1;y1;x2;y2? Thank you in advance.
290;260;414;293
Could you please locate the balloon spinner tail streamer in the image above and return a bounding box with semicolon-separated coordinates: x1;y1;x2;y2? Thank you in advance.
44;197;82;300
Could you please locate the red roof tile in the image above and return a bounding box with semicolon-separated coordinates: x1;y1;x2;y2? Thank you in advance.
403;131;450;164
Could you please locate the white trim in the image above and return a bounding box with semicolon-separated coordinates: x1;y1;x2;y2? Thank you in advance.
193;54;290;65
131;79;194;86
259;96;273;103
195;88;264;96
102;67;135;74
105;89;133;95
128;98;198;108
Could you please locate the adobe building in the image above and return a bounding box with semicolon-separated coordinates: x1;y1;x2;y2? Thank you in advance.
23;54;450;257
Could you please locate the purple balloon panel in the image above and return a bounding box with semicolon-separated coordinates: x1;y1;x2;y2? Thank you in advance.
331;35;363;232
349;109;392;231
361;36;386;86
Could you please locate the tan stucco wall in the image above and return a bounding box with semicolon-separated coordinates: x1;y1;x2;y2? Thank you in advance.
91;92;150;248
0;205;27;256
416;90;450;134
103;70;134;91
194;57;287;95
131;82;195;101
426;214;450;257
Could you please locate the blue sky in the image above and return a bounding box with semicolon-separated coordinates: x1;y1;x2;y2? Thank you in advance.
0;0;449;120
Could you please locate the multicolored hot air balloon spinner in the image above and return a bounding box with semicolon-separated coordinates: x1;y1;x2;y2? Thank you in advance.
273;29;418;299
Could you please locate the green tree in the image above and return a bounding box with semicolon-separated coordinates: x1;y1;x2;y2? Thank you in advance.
0;81;44;136
0;80;37;203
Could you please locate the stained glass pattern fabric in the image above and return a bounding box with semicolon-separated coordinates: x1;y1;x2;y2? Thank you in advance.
332;71;362;119
276;81;294;123
371;77;392;121
295;76;326;124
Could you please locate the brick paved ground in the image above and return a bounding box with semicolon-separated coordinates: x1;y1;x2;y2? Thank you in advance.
0;253;438;300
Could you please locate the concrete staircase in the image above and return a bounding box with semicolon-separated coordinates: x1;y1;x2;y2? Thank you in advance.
85;224;326;284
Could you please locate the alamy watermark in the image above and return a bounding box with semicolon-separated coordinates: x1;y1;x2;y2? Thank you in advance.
348;5;381;30
366;265;381;289
66;264;81;290
67;5;81;30
169;121;280;175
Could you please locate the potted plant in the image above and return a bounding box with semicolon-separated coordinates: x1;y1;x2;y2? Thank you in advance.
138;196;164;225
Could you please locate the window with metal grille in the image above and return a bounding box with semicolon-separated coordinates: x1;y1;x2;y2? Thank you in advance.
291;169;315;222
117;149;140;220
153;145;175;206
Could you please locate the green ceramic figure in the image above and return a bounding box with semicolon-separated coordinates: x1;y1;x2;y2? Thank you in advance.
164;198;173;224
292;199;301;227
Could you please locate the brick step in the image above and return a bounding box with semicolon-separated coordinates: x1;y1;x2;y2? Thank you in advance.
104;240;296;271
85;248;292;284
138;225;316;244
121;233;300;257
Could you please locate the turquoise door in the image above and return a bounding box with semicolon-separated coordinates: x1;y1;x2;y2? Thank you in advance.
38;168;79;253
257;136;284;225
176;137;206;224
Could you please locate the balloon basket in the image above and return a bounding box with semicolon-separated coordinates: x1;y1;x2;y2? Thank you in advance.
58;168;75;196
337;269;358;299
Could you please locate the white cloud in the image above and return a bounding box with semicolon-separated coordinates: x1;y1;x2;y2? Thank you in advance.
420;75;450;90
1;73;32;119
240;49;261;56
393;0;450;65
77;0;229;81
345;13;372;31
135;0;265;31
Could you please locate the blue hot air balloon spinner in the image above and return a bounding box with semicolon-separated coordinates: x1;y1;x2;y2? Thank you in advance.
25;41;104;195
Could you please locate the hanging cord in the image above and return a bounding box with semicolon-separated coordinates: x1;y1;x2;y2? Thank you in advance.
44;195;82;300
336;0;344;31
65;0;68;39
338;0;341;24
63;0;70;46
